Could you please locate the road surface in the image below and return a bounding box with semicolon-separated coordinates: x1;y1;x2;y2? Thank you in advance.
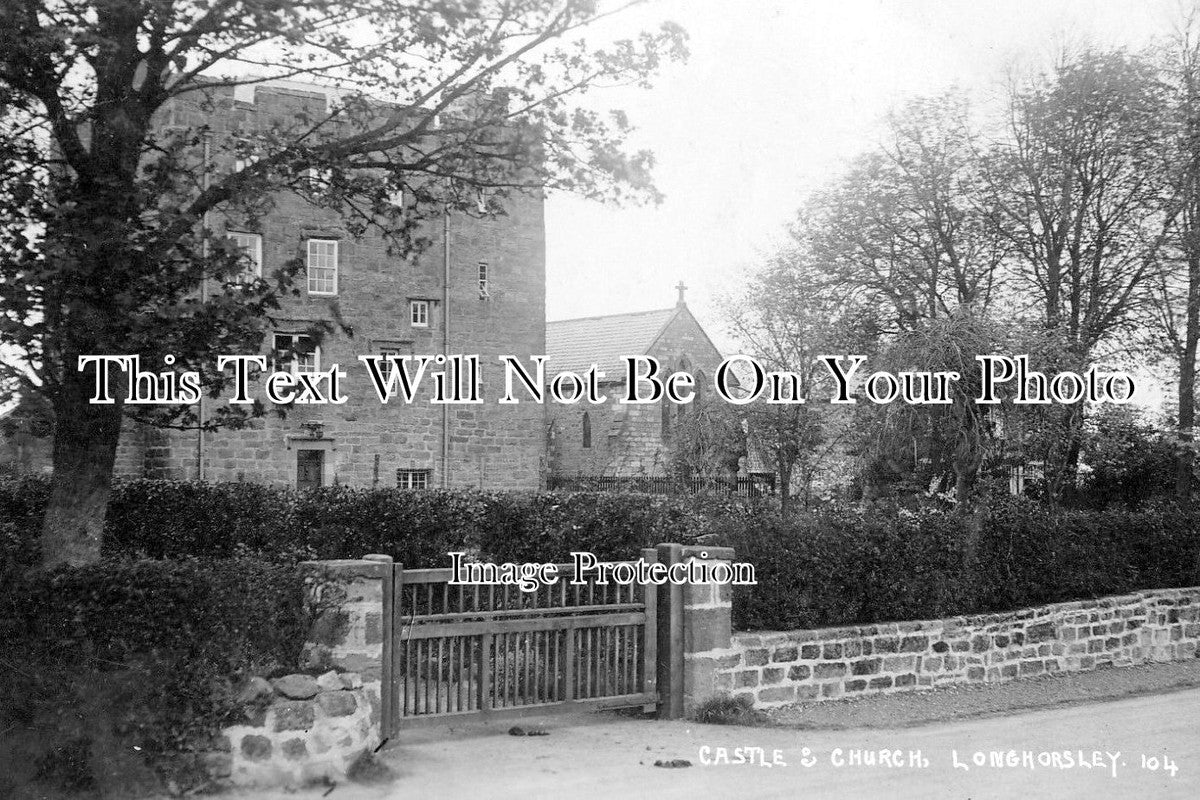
251;687;1200;799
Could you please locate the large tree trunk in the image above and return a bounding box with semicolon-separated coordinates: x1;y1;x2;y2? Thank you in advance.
41;370;124;567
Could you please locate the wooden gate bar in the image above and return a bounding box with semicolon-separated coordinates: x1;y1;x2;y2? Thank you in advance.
387;555;663;733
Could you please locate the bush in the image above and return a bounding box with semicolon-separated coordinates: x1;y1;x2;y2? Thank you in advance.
0;476;764;569
717;500;1200;632
692;693;766;725
5;477;1199;636
0;557;307;795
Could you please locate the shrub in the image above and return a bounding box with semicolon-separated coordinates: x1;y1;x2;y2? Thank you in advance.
4;477;1199;635
0;557;307;795
0;476;765;569
718;500;1200;631
692;693;766;725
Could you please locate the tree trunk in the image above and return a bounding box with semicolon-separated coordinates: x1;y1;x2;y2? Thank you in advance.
778;456;793;515
40;370;124;567
1177;253;1200;508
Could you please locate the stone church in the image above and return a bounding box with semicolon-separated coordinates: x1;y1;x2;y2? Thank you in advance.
113;82;546;490
544;285;728;478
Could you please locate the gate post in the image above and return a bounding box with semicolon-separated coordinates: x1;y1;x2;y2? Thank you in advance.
679;545;735;716
362;554;395;738
655;544;737;719
655;543;684;719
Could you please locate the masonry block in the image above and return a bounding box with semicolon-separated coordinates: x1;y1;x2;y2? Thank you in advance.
772;646;799;662
788;664;811;681
241;735;272;762
316;691;358;717
273;700;316;732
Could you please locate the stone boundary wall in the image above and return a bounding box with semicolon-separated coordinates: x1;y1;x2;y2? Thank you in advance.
688;587;1200;709
210;671;379;787
205;558;388;788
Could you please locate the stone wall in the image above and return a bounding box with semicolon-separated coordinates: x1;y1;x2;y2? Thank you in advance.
203;557;389;788
211;670;379;787
686;586;1200;710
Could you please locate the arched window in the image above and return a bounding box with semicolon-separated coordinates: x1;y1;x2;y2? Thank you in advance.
582;411;592;449
678;361;698;419
661;398;671;440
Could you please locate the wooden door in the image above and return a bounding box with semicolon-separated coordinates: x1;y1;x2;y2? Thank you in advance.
296;449;324;489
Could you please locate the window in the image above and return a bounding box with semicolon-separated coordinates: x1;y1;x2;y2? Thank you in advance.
410;300;429;327
661;399;671;441
227;231;262;282
376;346;402;387
307;239;338;295
582;411;592;449
273;333;320;374
478;261;490;298
474;188;488;214
397;468;430;490
387;184;406;207
296;449;324;489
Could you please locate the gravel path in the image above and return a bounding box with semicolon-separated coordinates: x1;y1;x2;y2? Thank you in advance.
765;658;1200;729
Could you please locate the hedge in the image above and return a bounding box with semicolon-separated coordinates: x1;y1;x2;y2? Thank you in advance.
0;557;307;795
716;502;1200;631
5;477;1200;635
0;476;759;570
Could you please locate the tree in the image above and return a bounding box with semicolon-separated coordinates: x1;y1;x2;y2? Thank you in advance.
0;0;687;566
1149;17;1200;507
856;311;997;503
981;48;1170;494
666;398;745;488
725;244;867;511
807;92;1007;331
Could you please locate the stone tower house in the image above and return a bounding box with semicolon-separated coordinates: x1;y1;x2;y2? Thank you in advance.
114;83;546;490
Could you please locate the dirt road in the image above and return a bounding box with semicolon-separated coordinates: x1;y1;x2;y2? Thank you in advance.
287;686;1200;800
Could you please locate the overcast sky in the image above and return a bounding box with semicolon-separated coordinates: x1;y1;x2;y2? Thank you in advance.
545;0;1185;350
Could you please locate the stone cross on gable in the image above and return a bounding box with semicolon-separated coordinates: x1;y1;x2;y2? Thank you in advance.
675;281;688;307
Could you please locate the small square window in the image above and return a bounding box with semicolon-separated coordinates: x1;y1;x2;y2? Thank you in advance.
273;333;320;374
307;239;338;295
410;300;429;327
397;468;430;490
227;231;262;282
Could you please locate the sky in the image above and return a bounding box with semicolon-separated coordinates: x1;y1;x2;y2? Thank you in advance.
545;0;1186;351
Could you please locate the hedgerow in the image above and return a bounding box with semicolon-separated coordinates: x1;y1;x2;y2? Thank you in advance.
4;476;1199;635
716;502;1200;631
0;557;306;795
0;476;762;569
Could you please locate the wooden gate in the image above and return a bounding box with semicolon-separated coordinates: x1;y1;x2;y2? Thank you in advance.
379;550;659;735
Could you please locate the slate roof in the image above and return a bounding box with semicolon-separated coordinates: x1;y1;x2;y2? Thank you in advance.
546;307;679;377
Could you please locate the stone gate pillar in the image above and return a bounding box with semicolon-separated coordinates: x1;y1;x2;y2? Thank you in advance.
656;543;736;718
